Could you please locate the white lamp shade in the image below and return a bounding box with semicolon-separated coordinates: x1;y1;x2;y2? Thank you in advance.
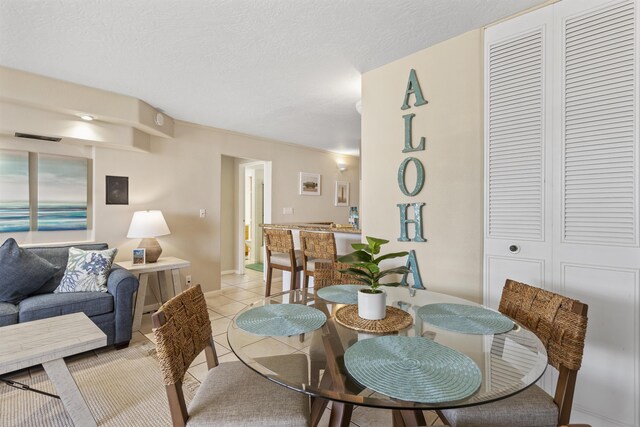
127;210;171;238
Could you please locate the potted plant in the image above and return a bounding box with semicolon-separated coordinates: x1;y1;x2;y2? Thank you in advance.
338;236;410;320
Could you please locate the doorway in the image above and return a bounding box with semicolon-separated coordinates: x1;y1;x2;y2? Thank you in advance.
237;160;271;275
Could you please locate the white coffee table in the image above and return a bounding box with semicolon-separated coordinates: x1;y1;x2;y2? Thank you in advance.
0;312;107;427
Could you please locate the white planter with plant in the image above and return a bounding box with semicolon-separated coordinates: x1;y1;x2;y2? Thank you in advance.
338;237;409;320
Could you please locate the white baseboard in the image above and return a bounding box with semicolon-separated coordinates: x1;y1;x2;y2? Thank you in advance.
221;269;237;275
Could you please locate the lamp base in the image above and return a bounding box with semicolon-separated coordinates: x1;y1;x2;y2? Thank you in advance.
139;238;162;263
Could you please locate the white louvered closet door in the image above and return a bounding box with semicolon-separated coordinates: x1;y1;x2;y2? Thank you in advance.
552;1;639;426
486;0;639;426
484;6;554;312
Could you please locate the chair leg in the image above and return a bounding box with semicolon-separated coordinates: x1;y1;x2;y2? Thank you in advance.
391;409;427;427
291;268;299;290
310;360;322;387
303;272;309;290
265;266;273;297
328;402;353;427
436;410;450;426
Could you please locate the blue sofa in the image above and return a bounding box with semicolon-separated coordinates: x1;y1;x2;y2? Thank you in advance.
0;243;139;348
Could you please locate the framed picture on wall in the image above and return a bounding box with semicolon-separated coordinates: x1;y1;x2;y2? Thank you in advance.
335;181;349;206
132;248;146;265
299;172;321;196
106;175;129;205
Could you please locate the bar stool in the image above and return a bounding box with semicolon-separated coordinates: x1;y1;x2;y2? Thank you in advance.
299;231;337;290
264;228;303;297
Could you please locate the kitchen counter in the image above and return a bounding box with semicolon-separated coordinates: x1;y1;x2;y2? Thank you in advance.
261;222;361;234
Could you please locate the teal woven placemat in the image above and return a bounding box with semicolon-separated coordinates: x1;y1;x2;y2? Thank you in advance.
417;303;514;335
316;285;367;304
235;304;327;336
344;336;481;403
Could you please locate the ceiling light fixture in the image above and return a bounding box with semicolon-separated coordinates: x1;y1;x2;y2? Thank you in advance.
78;114;94;121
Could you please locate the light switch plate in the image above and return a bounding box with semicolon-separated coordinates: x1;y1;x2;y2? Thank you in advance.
283;207;294;215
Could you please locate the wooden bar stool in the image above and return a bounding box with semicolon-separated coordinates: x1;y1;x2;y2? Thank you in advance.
299;231;337;290
264;228;303;297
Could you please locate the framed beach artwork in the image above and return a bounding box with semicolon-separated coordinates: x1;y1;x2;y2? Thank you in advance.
37;154;88;231
299;172;321;196
335;181;349;206
0;150;30;233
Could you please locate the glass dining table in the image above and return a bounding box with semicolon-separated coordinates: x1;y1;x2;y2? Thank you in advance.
227;286;548;427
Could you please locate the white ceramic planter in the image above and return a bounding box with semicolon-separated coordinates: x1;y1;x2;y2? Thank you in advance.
357;289;387;320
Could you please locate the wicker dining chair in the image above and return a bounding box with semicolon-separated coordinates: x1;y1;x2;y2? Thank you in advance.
313;261;358;290
308;261;360;387
299;231;338;290
264;228;303;297
152;285;310;427
438;279;589;427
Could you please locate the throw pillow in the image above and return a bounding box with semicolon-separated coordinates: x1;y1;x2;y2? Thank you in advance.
56;247;118;293
0;238;61;304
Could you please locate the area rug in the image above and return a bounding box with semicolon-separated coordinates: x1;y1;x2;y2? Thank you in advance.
245;262;264;272
0;340;198;427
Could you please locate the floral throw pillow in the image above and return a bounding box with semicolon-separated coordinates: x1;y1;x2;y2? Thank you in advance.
56;247;118;293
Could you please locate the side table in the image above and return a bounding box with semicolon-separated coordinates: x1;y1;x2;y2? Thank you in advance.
115;256;191;332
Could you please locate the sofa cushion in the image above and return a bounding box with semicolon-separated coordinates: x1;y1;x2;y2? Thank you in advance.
0;302;19;326
56;247;118;293
18;291;114;322
0;238;61;304
27;243;109;294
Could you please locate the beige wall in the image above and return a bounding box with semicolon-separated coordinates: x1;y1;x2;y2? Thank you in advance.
361;29;483;302
0;70;360;292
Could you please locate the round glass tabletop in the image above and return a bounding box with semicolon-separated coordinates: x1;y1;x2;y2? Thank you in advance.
227;286;548;410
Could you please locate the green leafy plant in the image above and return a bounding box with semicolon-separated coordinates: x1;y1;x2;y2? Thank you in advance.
337;236;410;294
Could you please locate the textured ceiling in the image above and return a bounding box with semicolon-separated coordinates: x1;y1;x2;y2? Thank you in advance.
0;0;546;155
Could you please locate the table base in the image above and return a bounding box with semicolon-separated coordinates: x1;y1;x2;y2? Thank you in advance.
43;358;97;427
310;399;427;427
132;268;183;331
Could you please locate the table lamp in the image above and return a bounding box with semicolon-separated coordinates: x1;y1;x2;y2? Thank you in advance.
127;210;171;263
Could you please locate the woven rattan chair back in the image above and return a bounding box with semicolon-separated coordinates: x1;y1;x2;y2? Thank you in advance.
263;228;302;296
499;279;588;425
300;231;337;260
264;228;294;253
153;285;218;427
313;261;360;290
300;231;337;289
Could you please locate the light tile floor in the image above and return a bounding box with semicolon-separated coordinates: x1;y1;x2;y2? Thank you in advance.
137;269;444;426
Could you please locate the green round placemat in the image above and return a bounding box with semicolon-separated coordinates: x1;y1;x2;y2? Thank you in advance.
344;336;481;403
417;303;514;335
316;285;367;304
235;304;327;336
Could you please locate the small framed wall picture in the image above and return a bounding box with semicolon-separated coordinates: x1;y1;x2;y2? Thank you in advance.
106;175;129;205
335;181;349;206
299;172;321;196
132;248;146;265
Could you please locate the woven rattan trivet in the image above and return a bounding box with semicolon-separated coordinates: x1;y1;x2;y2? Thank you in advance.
334;305;413;333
